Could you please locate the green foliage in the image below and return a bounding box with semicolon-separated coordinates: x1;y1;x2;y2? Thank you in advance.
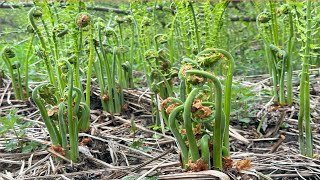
22;141;44;153
0;109;43;153
4;139;44;153
129;139;152;153
0;109;32;138
4;140;18;152
231;82;257;120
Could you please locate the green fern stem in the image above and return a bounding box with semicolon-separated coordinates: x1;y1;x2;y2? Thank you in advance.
182;87;201;162
58;103;68;151
168;105;188;168
298;0;313;158
16;65;24;99
269;44;287;105
28;7;56;87
93;51;108;111
63;60;78;162
74;27;82;90
200;134;210;169
85;15;94;108
169;13;178;64
78;102;90;132
96;19;113;112
24;34;35;98
286;11;294;106
53;31;67;94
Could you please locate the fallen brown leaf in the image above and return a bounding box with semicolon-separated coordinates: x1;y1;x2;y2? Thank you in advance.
192;99;212;119
188;158;208;172
235;159;252;171
192;99;203;109
180;64;193;76
160;98;171;110
51;145;65;156
166;103;179;115
80;137;92;146
193;124;202;135
223;156;233;170
47;106;59;117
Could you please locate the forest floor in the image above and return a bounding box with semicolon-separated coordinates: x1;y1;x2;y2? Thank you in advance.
0;70;319;180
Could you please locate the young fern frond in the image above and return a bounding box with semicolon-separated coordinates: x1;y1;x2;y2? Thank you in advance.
185;70;224;170
33;59;89;162
32;84;61;145
75;12;94;108
256;2;296;106
296;0;314;158
1;47;23;100
28;7;57;87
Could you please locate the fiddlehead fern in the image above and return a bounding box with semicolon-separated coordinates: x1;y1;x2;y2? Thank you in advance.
297;0;314;158
75;12;94;108
196;48;234;156
28;7;56;87
185;70;224;170
32;84;61;145
53;24;69;38
1;47;22;100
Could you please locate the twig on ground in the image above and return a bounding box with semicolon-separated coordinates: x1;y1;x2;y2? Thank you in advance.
0;80;10;107
269;134;285;153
